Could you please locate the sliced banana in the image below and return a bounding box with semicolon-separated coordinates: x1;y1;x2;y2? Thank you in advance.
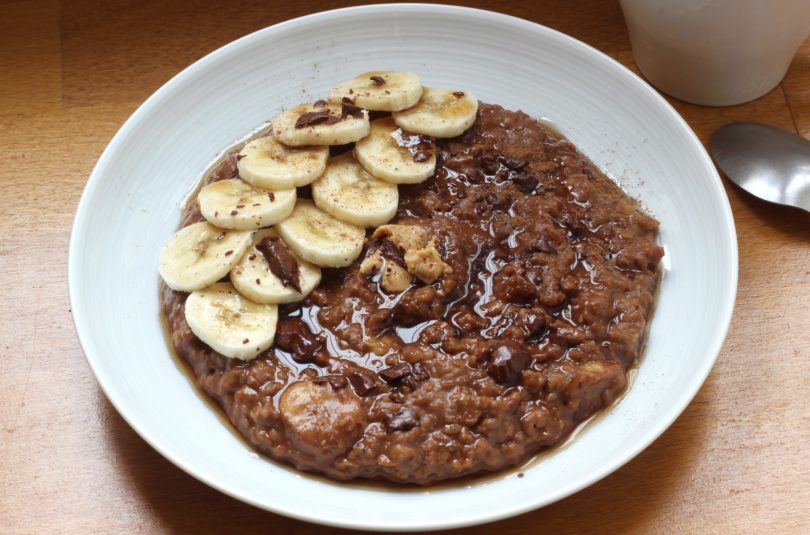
328;71;422;112
280;379;365;457
198;179;296;230
184;282;278;360
273;102;369;147
277;199;365;268
159;221;252;292
392;87;478;138
231;228;322;304
312;153;398;227
354;117;436;184
237;136;328;189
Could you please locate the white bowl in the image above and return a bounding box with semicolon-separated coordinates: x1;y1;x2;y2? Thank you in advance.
69;4;737;531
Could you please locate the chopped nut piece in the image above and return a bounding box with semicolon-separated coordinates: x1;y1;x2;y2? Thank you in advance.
359;250;384;275
404;241;453;283
372;224;429;251
360;251;412;293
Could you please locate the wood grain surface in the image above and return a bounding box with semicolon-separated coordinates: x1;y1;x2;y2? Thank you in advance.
1;1;809;533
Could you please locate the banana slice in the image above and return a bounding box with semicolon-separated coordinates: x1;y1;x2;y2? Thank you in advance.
353;117;436;184
237;136;328;189
328;71;422;112
312;153;398;227
231;228;322;304
159;221;252;292
276;199;365;268
392;87;478;138
184;282;278;360
198;179;296;230
273;102;369;147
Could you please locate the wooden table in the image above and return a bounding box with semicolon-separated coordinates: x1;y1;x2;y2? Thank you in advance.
2;1;809;533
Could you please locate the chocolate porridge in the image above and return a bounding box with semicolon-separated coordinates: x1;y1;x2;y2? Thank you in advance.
161;103;663;484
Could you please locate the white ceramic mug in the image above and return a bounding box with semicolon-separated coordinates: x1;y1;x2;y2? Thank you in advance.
620;0;810;106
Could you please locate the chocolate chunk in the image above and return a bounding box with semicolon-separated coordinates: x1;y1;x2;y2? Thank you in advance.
235;153;246;161
370;75;386;86
486;340;532;385
500;155;527;170
341;96;355;105
329;142;355;157
472;148;501;174
314;374;348;390
295;111;332;128
524;312;548;341
379;363;412;384
348;370;378;396
313;99;328;107
401;361;430;390
379;238;406;266
256;236;301;292
512;172;538;193
385;406;419;432
452;91;465;97
341;102;364;119
275;319;323;364
413;151;431;163
534;235;557;254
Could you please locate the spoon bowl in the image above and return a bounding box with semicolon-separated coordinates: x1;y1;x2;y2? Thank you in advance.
711;122;810;213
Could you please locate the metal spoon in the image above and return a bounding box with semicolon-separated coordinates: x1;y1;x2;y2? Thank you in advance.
711;122;810;213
